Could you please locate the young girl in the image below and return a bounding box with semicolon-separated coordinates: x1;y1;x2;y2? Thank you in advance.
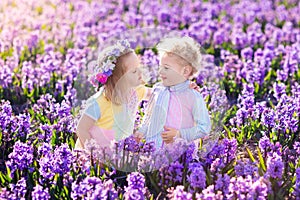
75;40;148;149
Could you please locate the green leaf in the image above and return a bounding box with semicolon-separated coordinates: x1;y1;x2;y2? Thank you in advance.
68;136;75;149
237;131;244;144
246;147;256;162
63;186;69;197
148;173;161;195
51;131;57;146
257;147;266;172
288;162;295;171
0;172;6;185
254;82;259;94
222;159;236;174
296;158;300;168
0;47;14;60
5;166;12;183
206;168;213;185
227;167;235;176
223;125;233;139
264;69;273;82
27;88;35;98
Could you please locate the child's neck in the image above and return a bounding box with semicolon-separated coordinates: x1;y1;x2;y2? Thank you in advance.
169;80;189;87
115;83;134;104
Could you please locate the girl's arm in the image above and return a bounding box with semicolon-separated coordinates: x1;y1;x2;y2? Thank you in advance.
76;98;101;148
76;114;96;147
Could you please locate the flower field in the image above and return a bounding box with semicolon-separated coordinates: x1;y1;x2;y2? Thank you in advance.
0;0;299;199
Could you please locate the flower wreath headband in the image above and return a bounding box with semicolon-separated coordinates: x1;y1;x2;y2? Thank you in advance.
89;39;132;88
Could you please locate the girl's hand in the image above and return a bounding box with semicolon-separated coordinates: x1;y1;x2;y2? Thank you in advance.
161;126;180;144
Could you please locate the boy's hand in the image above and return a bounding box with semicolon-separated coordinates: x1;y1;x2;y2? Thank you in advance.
161;126;180;144
133;131;144;143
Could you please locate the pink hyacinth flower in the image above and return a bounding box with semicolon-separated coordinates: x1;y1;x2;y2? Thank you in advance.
96;73;108;84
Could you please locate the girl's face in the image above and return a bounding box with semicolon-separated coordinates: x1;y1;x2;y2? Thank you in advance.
122;52;143;88
159;54;187;87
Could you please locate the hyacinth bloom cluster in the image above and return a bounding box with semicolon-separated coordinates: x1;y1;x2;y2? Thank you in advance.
6;141;34;176
187;162;207;190
0;0;300;199
32;185;51;200
124;172;147;200
71;177;118;199
88;40;131;88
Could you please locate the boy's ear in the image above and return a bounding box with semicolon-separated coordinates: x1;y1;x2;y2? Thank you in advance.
183;65;193;77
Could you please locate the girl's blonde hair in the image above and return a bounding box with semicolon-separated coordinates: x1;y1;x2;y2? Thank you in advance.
96;46;134;105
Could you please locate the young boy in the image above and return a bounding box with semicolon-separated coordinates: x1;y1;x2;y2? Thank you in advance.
137;36;211;149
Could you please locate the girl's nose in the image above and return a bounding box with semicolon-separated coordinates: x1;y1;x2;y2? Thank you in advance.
158;66;163;74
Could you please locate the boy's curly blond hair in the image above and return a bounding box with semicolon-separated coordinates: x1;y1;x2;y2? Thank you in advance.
157;36;202;76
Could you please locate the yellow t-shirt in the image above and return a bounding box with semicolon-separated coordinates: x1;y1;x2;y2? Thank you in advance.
75;85;146;149
94;85;145;129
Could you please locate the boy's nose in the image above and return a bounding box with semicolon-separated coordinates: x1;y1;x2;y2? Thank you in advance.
137;68;142;75
158;70;163;76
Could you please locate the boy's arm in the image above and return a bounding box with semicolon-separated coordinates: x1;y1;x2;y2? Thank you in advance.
137;83;165;142
178;92;211;142
136;85;159;136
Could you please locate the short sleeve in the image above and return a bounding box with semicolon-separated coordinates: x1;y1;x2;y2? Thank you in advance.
136;85;147;101
83;98;101;121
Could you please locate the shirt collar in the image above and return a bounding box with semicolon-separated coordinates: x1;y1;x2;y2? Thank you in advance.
167;80;190;92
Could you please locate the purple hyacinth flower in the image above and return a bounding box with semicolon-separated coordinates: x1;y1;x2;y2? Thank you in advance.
127;172;145;189
170;185;192;200
187;162;206;189
53;144;74;175
241;47;253;60
9;177;27;199
124;188;145;200
266;152;284;179
261;108;276;128
32;184;50;200
249;177;268;200
293;168;300;198
6;141;34;176
273;82;286;101
215;173;230;195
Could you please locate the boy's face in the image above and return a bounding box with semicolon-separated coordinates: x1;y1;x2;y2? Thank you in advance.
159;54;187;87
